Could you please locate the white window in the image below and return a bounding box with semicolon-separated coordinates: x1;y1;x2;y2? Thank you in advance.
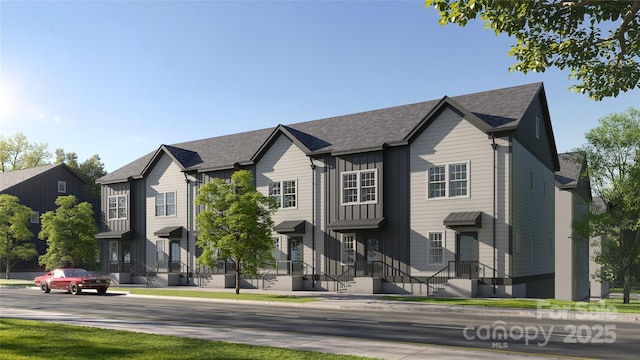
108;195;127;220
428;166;446;198
57;181;66;193
448;164;468;197
428;232;444;265
30;211;39;224
269;180;297;208
156;240;167;263
428;162;469;199
342;234;356;265
155;192;176;216
341;169;377;204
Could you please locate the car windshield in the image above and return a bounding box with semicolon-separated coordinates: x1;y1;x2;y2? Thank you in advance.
64;269;90;277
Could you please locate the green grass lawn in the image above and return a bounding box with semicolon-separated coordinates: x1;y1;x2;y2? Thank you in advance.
109;287;321;302
0;318;369;360
379;296;640;313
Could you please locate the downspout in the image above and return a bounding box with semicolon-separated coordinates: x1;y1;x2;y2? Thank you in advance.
310;158;316;288
184;173;191;285
491;135;497;295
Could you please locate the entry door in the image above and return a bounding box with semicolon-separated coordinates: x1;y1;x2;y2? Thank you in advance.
456;233;478;278
288;238;303;274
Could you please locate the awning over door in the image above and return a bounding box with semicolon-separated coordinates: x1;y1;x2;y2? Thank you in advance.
95;230;132;240
154;226;184;238
443;211;483;228
327;217;385;231
274;220;306;234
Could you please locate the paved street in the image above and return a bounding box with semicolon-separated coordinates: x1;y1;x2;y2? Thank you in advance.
2;286;639;359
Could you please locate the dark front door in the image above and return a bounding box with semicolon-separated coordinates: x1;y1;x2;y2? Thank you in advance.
455;233;479;278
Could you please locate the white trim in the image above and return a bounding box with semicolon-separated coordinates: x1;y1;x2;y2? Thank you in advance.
57;180;66;193
427;161;471;200
340;169;378;205
108;195;127;220
155;191;177;217
341;233;356;265
269;178;298;209
427;232;445;265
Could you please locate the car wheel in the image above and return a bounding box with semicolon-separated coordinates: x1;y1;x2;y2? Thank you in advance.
69;283;81;295
40;282;50;294
97;288;107;295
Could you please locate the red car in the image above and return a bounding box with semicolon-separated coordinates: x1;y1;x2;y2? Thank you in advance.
35;268;111;295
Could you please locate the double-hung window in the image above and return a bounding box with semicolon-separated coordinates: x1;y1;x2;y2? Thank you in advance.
108;195;127;220
341;169;377;204
155;192;176;216
428;232;444;265
428;162;469;199
269;180;297;208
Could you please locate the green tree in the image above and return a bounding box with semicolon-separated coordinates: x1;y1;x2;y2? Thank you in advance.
0;194;37;279
55;150;106;198
579;108;640;304
195;170;277;294
0;132;51;172
38;195;99;270
425;0;640;100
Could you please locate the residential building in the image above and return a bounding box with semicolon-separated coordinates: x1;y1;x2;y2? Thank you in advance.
0;163;93;279
96;82;560;298
554;152;591;301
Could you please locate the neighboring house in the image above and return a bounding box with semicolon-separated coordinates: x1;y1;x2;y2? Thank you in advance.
96;82;560;298
0;163;92;279
554;153;591;301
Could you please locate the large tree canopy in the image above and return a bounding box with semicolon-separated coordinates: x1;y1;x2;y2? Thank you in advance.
578;107;640;304
195;170;277;294
425;0;640;100
0;194;37;279
38;195;98;270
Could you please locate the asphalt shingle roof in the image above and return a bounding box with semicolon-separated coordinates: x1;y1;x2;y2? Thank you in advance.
555;152;583;188
1;164;60;192
98;82;543;184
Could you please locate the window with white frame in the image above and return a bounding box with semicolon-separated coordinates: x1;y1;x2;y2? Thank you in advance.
342;234;356;264
428;162;469;199
155;192;176;216
57;181;66;193
428;232;444;265
30;211;39;224
108;195;127;220
269;180;297;208
341;169;377;204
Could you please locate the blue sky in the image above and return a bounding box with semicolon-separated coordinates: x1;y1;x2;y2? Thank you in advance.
1;1;638;173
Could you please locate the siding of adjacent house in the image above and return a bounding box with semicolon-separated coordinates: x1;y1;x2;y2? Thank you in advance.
0;164;91;275
256;135;315;270
511;138;555;295
145;154;190;270
408;107;511;277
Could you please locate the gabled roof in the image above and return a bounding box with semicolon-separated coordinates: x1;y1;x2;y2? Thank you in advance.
97;82;548;184
0;163;86;192
555;152;585;189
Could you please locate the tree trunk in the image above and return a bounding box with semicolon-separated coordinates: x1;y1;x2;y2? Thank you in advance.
5;254;10;280
235;269;241;294
622;261;630;304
